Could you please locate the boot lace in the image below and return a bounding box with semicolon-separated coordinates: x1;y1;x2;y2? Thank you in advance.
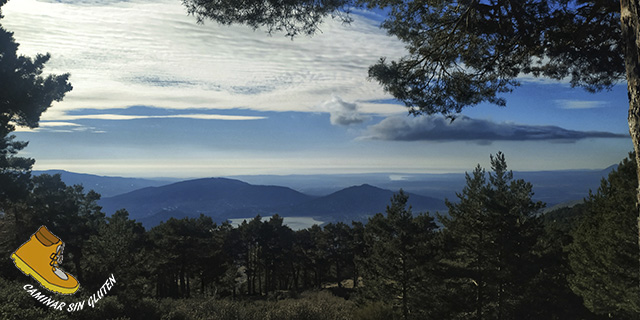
49;244;64;271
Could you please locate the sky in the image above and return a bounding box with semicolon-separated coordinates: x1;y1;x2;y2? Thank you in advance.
0;0;633;178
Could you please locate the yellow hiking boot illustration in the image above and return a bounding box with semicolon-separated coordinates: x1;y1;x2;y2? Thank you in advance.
11;226;80;294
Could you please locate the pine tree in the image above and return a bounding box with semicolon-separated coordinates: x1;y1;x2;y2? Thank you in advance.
323;222;354;288
83;209;148;297
148;215;219;298
440;152;544;319
569;153;640;318
0;174;105;281
0;3;72;268
0;7;72;204
362;190;438;320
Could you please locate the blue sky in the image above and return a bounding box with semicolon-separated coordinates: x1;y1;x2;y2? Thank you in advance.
1;0;632;178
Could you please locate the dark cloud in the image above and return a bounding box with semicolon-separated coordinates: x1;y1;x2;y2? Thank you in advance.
363;115;628;143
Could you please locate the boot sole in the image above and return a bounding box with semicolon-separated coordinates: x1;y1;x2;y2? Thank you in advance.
10;253;79;295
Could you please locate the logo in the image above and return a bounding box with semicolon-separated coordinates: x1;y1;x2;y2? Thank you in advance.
10;226;80;294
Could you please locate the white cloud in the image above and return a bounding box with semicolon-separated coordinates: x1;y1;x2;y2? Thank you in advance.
13;113;264;132
2;0;408;119
554;99;609;110
318;96;369;126
54;113;266;121
13;121;82;132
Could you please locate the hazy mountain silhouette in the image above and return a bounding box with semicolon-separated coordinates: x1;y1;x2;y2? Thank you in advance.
230;166;617;206
99;178;447;228
279;184;446;221
34;170;172;197
515;166;617;205
99;177;315;221
51;164;617;228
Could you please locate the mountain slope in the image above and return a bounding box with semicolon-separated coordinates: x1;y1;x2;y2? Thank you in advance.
34;170;172;197
230;167;615;206
280;184;446;221
98;177;315;220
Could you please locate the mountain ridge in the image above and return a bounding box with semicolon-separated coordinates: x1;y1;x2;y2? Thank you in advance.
278;183;446;222
98;177;316;222
33;170;173;197
98;178;446;228
39;166;617;228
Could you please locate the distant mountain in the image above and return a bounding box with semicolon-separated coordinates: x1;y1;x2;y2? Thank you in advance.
280;184;446;221
34;170;173;197
54;164;618;228
227;173;464;197
101;178;447;228
230;167;616;207
98;178;316;222
514;168;615;205
543;199;584;214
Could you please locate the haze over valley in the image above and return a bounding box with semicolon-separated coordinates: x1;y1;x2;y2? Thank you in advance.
35;165;615;229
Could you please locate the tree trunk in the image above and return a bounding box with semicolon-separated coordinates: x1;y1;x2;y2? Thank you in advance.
71;247;83;285
258;266;263;295
336;260;342;288
477;230;483;320
402;256;408;320
201;271;205;296
179;264;186;297
186;272;190;298
620;0;640;295
353;265;358;289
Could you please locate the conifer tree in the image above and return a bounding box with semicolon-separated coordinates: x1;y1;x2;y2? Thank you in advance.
324;222;354;288
83;209;148;297
0;4;72;204
0;174;105;281
569;153;640;318
0;3;72;257
440;152;544;319
362;190;438;320
149;215;219;298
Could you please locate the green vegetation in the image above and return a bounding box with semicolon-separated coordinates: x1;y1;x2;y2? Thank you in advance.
439;153;545;319
1;152;637;319
1;1;638;317
569;153;640;318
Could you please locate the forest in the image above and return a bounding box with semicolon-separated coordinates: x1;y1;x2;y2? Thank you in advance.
1;0;640;318
0;152;638;320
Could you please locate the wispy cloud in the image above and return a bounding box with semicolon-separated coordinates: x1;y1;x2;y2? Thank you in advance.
14;110;265;133
35;122;81;127
55;114;266;121
555;99;609;110
362;115;628;143
317;96;369;126
13;122;83;132
2;0;407;117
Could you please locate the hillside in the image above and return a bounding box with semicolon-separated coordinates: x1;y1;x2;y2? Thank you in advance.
34;170;172;197
99;177;316;222
230;167;615;206
99;178;447;228
50;165;617;229
279;184;446;221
